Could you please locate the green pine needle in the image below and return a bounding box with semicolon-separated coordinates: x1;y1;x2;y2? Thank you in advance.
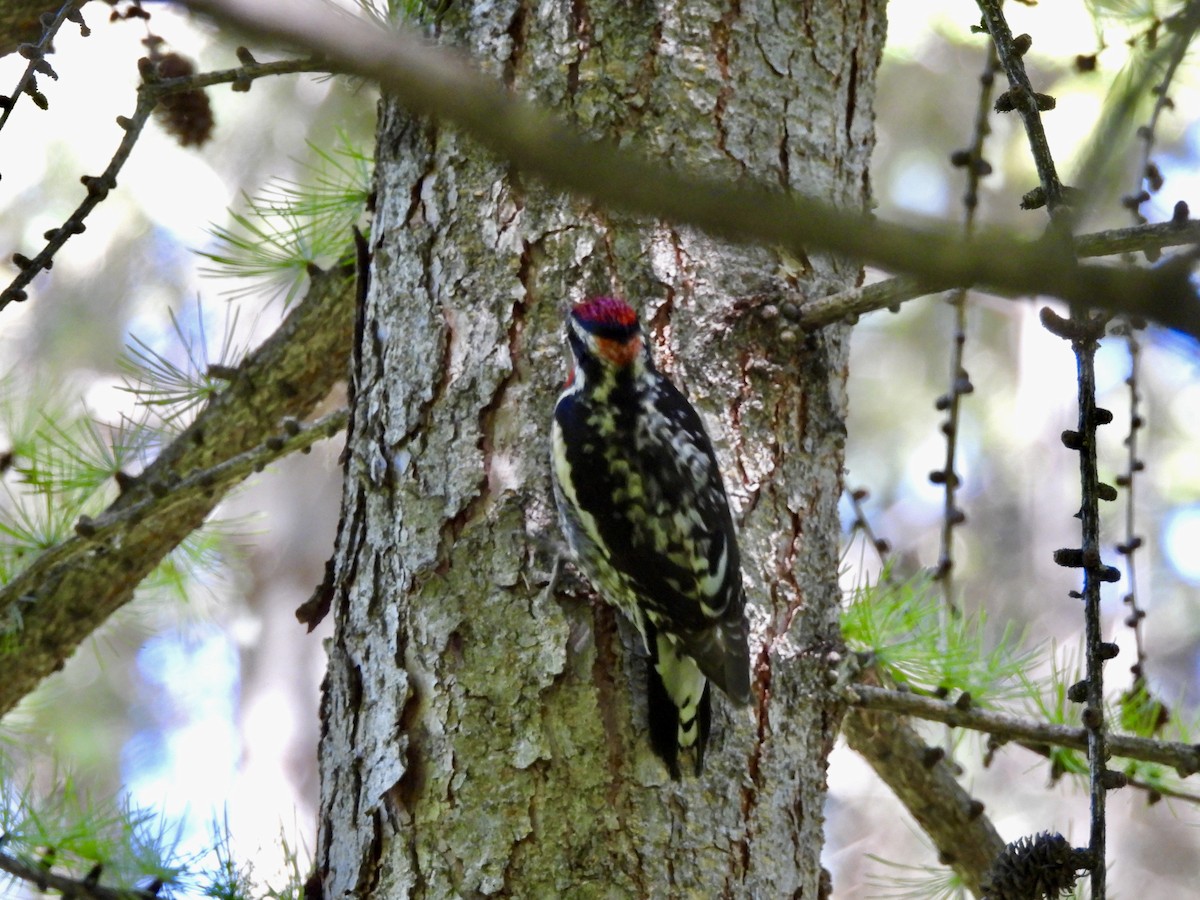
200;812;310;900
1;746;310;898
143;526;234;609
842;573;1039;705
118;304;247;430
255;139;373;221
0;317;240;602
0;760;187;894
197;134;370;306
1119;679;1171;738
1021;642;1081;728
864;853;967;900
204;812;256;900
23;413;153;497
0;374;73;466
0;482;93;559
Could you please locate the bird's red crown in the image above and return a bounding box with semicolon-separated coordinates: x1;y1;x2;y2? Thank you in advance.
572;296;639;331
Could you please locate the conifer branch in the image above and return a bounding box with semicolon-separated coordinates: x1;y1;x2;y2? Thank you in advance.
794;219;1200;331
0;1;81;59
976;0;1065;213
1045;304;1117;898
0;55;331;309
0;1;86;139
0;843;161;900
842;704;1004;896
846;684;1200;782
65;408;347;566
933;38;998;613
184;0;1200;338
0;256;356;717
843;488;893;576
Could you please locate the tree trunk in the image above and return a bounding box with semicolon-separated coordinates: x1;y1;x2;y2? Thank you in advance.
316;2;885;895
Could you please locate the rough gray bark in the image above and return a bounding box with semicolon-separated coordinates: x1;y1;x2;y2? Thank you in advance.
317;1;885;895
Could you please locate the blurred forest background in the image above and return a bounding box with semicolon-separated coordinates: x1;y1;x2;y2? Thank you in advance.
1;0;1198;896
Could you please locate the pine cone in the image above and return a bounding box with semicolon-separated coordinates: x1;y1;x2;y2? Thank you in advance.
150;53;214;147
981;832;1089;900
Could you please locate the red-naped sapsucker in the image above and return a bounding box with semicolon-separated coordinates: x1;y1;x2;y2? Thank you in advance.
550;296;752;777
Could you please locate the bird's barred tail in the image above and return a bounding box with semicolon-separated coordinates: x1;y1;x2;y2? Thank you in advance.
677;612;753;708
647;625;714;778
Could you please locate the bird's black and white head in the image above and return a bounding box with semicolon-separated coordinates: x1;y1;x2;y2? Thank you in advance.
563;296;650;392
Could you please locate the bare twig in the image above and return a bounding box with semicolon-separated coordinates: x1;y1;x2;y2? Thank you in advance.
1016;736;1200;807
0;844;161;900
65;408;346;566
793;219;1200;331
844;487;894;577
845;684;1200;781
1040;302;1119;896
0;1;86;138
976;7;1114;885
1114;319;1150;687
1106;7;1200;707
933;40;999;613
183;0;1200;337
1126;5;1200;231
794;275;929;330
976;0;1065;212
1072;218;1200;257
0;56;331;309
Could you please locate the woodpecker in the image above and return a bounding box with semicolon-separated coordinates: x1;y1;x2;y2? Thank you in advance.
550;296;751;777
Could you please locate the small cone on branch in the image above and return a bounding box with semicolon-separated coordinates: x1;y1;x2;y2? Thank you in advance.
980;832;1089;900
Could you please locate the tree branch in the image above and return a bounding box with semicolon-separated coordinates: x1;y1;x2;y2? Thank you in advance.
0;56;330;309
846;684;1200;780
183;0;1200;338
0;0;76;60
1073;219;1200;258
795;219;1200;331
1048;304;1114;894
70;408;347;568
842;706;1004;897
976;0;1064;212
0;844;161;900
935;37;999;614
0;1;84;140
0;259;355;717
